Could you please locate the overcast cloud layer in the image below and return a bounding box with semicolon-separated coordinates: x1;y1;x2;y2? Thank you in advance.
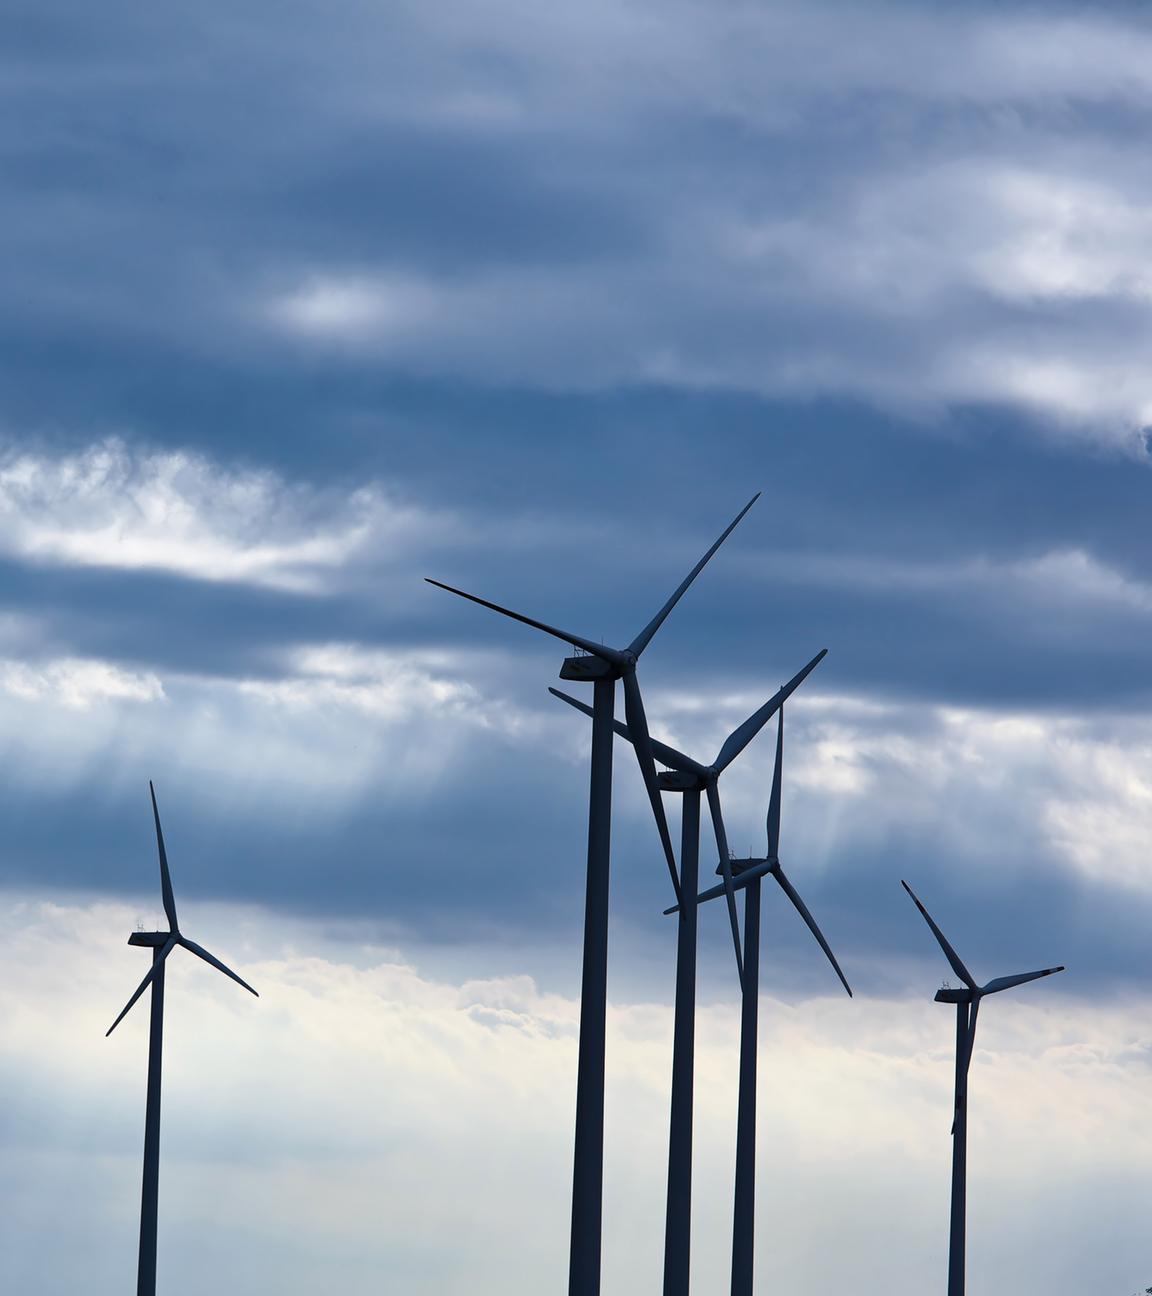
6;2;1152;1293
5;899;1150;1296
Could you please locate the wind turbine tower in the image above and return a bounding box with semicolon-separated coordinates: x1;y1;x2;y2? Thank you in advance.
427;496;759;1296
902;880;1064;1296
673;702;852;1296
552;649;827;1296
107;783;259;1296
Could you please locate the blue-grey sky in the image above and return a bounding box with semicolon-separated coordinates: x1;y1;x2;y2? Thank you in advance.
4;3;1152;1294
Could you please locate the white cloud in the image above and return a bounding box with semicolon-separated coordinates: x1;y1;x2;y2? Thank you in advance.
0;895;1147;1296
0;657;164;708
638;679;1152;897
782;544;1152;616
0;437;444;592
6;600;1152;900
376;2;1152;119
0;641;549;811
275;273;442;338
236;642;490;722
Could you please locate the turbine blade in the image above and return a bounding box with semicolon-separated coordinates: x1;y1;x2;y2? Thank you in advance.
178;937;259;997
424;579;625;666
547;688;704;776
705;781;744;984
663;859;774;913
149;781;179;933
772;865;853;997
982;966;1065;996
713;649;827;772
767;706;784;861
951;999;980;1132
621;671;683;908
900;880;976;989
106;937;175;1036
627;493;760;658
962;997;981;1079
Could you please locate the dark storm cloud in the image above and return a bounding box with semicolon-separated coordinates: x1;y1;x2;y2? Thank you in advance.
2;410;1152;1001
5;0;1152;1003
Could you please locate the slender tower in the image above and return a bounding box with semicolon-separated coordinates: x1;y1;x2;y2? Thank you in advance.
107;784;259;1296
554;650;827;1296
901;880;1063;1296
428;497;760;1295
680;705;852;1296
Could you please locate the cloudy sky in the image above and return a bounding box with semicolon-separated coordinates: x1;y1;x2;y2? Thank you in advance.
4;1;1152;1292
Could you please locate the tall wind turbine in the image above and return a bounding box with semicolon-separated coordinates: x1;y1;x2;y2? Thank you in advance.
426;495;758;1296
673;703;851;1296
551;648;827;1296
901;880;1064;1296
107;783;259;1296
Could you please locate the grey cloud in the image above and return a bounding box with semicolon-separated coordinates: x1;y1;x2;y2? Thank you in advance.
12;2;1152;428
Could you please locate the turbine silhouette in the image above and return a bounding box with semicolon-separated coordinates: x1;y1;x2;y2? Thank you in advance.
902;879;1063;1296
426;495;758;1296
552;648;826;1296
673;703;851;1296
107;783;258;1296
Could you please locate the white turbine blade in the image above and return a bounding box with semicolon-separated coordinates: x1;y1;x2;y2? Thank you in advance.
664;859;774;913
766;706;784;860
149;781;179;933
179;937;259;997
901;880;976;989
424;579;625;666
548;688;704;776
951;998;981;1133
962;996;981;1080
705;782;744;985
106;937;175;1036
621;670;683;908
982;966;1064;996
627;493;760;658
713;648;826;773
772;865;852;997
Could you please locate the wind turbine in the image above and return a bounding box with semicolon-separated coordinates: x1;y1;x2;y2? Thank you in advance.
426;495;758;1296
551;648;827;1296
901;880;1064;1296
107;782;259;1296
672;702;851;1296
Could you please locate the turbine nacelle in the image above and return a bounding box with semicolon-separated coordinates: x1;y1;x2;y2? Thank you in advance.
659;704;852;999
717;856;778;878
903;878;1063;1103
556;648;640;682
934;986;973;1004
552;647;829;987
933;973;1064;1004
902;880;1065;1006
559;653;616;681
657;770;700;792
428;495;766;917
106;783;258;1038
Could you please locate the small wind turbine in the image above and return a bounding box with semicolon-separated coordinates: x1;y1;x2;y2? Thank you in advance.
107;783;258;1296
676;703;851;1296
552;650;826;1296
901;879;1064;1296
426;495;759;1296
